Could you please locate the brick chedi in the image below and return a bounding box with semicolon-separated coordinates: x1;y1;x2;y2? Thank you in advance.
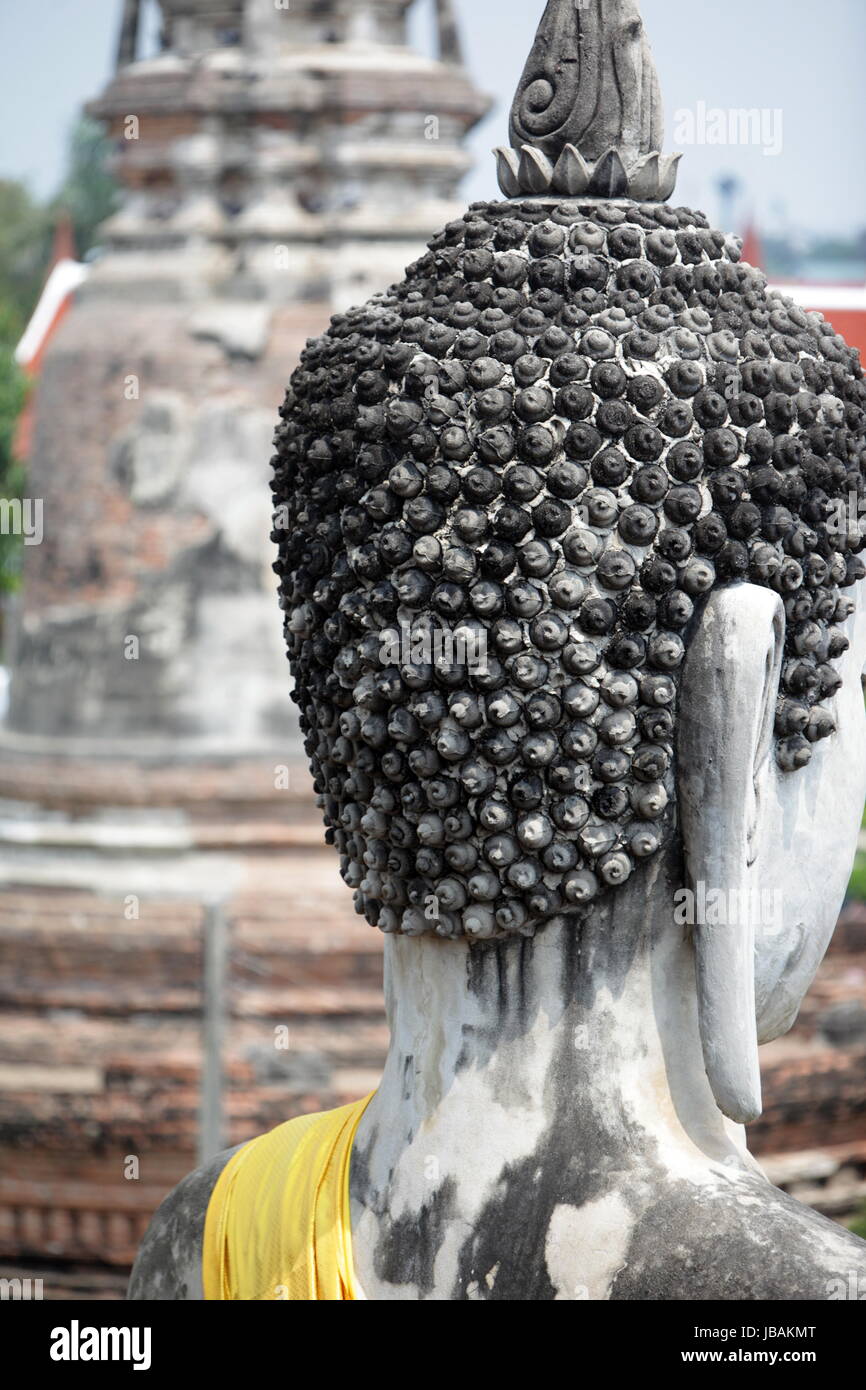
0;0;488;1296
7;0;489;747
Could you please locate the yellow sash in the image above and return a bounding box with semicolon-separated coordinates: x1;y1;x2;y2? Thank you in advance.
202;1093;375;1300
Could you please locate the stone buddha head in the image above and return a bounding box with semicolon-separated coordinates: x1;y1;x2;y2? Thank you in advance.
271;0;866;1127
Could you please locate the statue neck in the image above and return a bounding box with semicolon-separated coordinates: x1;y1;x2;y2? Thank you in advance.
349;856;757;1298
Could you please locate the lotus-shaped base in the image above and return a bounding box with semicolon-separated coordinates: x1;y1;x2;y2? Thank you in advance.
494;143;681;202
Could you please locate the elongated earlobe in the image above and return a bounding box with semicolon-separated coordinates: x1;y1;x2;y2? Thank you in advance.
677;584;785;1123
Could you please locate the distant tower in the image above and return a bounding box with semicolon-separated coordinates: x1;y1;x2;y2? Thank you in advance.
4;0;489;750
716;174;741;238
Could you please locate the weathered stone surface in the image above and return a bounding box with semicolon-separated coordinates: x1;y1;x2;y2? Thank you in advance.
273;195;866;944
501;0;678;200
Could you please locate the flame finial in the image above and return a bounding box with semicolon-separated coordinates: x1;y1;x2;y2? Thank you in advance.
495;0;680;201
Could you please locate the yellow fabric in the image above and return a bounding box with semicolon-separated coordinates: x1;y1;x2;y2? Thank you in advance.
202;1093;375;1301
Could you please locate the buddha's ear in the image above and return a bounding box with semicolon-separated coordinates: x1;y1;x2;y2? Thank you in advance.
677;583;785;1124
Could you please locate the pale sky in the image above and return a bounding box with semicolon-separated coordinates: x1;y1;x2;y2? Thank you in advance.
0;0;863;239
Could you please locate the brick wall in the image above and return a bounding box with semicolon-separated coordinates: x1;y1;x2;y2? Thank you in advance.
1;864;863;1299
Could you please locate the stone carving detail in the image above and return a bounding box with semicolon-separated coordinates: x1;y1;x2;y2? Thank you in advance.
497;0;679;200
271;196;866;939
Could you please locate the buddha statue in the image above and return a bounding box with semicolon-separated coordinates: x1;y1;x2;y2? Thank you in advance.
129;0;866;1299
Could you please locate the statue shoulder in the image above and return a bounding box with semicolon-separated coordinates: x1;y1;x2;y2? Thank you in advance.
611;1174;866;1300
126;1145;243;1301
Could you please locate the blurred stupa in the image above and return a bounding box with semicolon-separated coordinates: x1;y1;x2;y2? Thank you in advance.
5;0;488;750
0;0;487;1286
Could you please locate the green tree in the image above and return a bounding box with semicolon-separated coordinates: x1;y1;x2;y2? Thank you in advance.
0;349;26;591
850;1203;866;1240
0;196;36;593
50;115;120;258
0;181;53;340
0;116;118;598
